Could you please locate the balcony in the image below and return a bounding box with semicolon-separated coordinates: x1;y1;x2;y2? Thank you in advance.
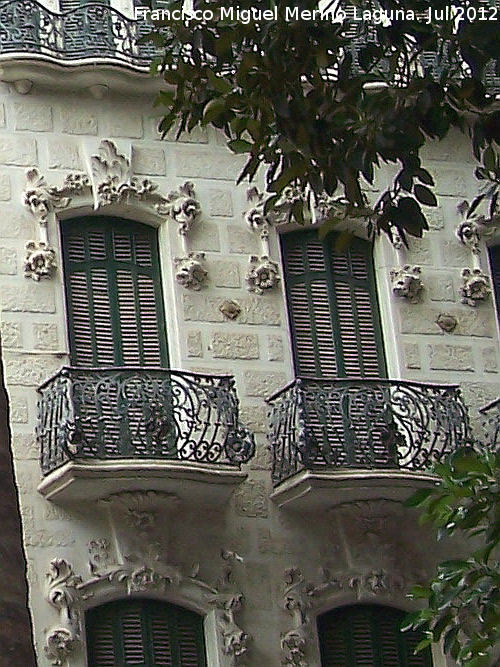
0;1;160;92
37;367;255;503
268;378;472;510
480;397;500;451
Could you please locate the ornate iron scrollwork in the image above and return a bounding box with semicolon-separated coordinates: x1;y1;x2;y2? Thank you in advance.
268;378;472;485
37;367;254;475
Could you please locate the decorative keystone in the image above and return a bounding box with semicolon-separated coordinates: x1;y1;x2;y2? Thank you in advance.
390;265;424;303
174;252;207;290
246;254;281;294
24;240;57;281
460;268;490;306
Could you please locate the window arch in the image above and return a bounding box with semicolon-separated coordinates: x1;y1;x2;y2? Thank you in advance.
61;217;169;367
317;604;432;667
280;229;386;378
85;598;207;667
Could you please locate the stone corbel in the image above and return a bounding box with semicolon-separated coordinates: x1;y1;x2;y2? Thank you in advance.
390;265;424;303
460;268;491;306
244;187;282;294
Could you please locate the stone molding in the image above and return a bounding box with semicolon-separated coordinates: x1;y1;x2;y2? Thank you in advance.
390;265;424;303
44;544;250;667
22;140;205;284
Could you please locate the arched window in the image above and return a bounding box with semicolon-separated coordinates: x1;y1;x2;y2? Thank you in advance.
317;604;432;667
280;230;386;378
86;599;207;667
61;217;169;367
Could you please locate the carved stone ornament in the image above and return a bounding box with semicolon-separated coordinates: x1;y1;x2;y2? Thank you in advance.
460;267;491;306
24;240;57;281
246;254;281;294
281;567;310;667
22;142;206;285
389;225;405;250
163;181;201;235
44;543;249;666
220;300;241;320
436;313;458;333
174;251;208;290
245;185;307;231
209;550;251;665
390;265;424;303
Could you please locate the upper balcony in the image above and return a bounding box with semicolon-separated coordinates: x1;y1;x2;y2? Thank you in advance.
0;0;160;93
37;367;255;503
268;377;473;510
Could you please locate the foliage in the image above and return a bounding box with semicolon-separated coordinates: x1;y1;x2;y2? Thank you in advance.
404;448;500;667
144;0;500;243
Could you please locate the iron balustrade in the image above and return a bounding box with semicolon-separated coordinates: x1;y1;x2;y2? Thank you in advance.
268;378;472;486
0;0;158;68
37;367;255;475
479;396;500;451
0;1;499;94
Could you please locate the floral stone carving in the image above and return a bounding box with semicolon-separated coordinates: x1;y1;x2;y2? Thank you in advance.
246;254;281;294
164;181;201;235
210;551;251;665
23;167;91;226
281;567;310;667
24;240;57;280
45;542;250;666
174;252;207;290
390;265;424;303
460;268;490;306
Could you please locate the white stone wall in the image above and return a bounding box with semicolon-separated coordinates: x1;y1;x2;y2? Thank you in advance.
0;75;496;667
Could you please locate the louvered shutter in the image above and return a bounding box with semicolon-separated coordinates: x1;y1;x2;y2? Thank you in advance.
489;245;500;323
317;605;433;667
86;599;207;667
62;218;168;367
281;230;386;378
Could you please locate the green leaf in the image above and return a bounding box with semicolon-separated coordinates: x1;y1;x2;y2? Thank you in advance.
483;146;496;172
414;184;438;207
227;139;254;154
404;487;435;507
202;97;228;124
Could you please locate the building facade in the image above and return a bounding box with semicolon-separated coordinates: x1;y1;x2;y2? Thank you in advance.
0;1;499;666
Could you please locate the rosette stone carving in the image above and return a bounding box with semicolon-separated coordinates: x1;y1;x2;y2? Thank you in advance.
390;265;424;303
246;254;281;294
460;268;491;306
174;251;208;290
24;240;57;281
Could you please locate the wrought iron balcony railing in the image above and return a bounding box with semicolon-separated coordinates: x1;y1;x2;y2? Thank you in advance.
268;378;472;486
0;0;158;68
38;367;255;476
479;397;500;451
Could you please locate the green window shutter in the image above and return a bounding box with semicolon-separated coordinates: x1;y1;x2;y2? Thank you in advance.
86;600;207;667
317;605;433;667
488;245;500;322
281;230;386;378
62;217;169;367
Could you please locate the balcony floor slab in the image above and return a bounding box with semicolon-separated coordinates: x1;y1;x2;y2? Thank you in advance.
270;469;440;511
37;459;247;505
